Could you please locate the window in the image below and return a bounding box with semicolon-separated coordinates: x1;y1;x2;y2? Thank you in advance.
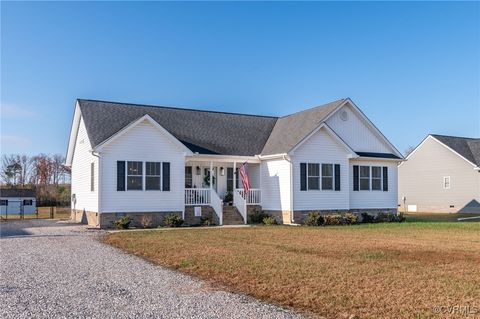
371;166;382;190
226;167;234;191
0;200;7;206
146;162;161;190
359;166;370;190
321;164;333;190
90;162;95;192
127;161;143;190
23;199;33;206
443;176;451;189
307;163;320;190
185;166;193;188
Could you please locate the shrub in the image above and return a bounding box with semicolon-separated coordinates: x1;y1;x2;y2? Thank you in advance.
200;216;215;226
140;214;153;229
361;212;375;223
324;214;343;226
343;212;359;225
224;191;233;203
263;216;277;226
304;211;324;226
164;214;184;227
396;212;406;223
249;210;269;224
375;212;390;223
113;215;132;229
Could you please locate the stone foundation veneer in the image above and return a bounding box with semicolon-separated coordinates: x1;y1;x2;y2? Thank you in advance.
184;206;218;226
99;211;182;229
262;210;293;224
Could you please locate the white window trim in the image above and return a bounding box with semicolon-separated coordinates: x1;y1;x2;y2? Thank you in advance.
145;162;162;191
305;162;339;191
371;166;382;191
126;161;144;191
443;176;451;190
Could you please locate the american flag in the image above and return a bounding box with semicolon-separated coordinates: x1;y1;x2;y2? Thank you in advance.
239;162;250;193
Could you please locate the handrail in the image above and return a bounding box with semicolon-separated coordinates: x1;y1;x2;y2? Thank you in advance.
233;189;247;224
185;188;211;205
210;190;223;225
237;188;261;205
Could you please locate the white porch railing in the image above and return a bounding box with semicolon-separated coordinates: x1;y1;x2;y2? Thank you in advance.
234;189;247;224
185;188;211;205
237;188;261;205
185;188;223;225
211;191;223;226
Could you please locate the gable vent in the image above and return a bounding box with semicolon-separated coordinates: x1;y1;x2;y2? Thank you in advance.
340;110;348;121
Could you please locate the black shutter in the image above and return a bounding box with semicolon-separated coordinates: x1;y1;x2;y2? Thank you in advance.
353;165;359;191
162;162;170;191
383;166;388;191
117;161;125;191
300;163;307;191
334;164;340;191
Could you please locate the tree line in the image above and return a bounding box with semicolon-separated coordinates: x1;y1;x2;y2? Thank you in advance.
1;154;71;206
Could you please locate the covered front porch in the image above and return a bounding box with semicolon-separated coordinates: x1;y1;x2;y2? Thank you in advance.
184;155;261;225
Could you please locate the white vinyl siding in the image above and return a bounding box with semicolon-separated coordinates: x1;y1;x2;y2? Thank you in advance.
260;159;291;211
71;117;99;212
350;160;398;209
100;119;185;213
326;105;392;153
292;127;349;210
398;136;480;213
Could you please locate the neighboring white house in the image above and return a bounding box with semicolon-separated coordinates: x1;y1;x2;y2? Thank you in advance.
398;134;480;213
0;189;37;216
65;98;403;228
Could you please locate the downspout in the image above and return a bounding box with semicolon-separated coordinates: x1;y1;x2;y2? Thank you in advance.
90;150;101;228
282;154;294;224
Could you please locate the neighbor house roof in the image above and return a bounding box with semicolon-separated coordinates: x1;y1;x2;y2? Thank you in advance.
431;134;480;166
75;98;400;158
0;188;36;198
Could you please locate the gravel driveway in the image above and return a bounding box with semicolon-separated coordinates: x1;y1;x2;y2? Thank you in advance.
0;220;302;319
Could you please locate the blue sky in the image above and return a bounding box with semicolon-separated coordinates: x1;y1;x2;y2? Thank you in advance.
1;1;479;156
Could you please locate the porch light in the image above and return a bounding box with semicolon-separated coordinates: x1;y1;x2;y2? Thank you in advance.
196;166;201;175
220;167;225;176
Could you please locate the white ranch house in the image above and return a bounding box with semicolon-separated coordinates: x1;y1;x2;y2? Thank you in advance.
66;98;403;228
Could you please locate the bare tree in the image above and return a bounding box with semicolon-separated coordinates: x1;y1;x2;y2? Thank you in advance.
404;146;416;157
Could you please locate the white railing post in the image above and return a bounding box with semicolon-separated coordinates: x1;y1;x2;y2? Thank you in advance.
211;190;223;226
234;189;247;224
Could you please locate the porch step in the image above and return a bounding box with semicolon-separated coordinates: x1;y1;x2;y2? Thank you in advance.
222;206;245;225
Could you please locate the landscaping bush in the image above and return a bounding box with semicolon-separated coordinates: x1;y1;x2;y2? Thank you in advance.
248;209;269;224
361;212;376;223
396;212;406;223
375;212;390;223
200;216;215;226
304;211;324;226
224;191;233;203
343;212;359;225
164;214;184;227
140;214;153;228
263;216;277;225
323;214;343;226
113;215;132;229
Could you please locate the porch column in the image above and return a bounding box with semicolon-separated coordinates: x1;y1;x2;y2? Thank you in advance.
233;161;236;192
209;161;213;191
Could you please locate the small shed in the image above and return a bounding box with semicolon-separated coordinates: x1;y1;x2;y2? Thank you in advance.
0;188;37;215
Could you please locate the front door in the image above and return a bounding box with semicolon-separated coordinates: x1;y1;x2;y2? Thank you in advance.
202;167;217;192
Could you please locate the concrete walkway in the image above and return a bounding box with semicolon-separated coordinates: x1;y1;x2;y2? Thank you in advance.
0;220;302;319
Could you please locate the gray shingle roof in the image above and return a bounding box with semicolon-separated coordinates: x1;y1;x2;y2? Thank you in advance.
77;98;398;158
431;134;480;166
0;188;36;198
261;99;346;155
78;100;278;156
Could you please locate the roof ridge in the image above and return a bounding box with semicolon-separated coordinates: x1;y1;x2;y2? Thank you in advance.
277;98;347;119
77;98;279;119
430;133;479;140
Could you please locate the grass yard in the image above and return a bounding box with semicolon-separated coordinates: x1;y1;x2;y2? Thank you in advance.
104;221;480;319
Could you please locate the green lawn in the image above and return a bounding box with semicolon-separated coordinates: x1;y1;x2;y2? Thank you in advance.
104;219;480;319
